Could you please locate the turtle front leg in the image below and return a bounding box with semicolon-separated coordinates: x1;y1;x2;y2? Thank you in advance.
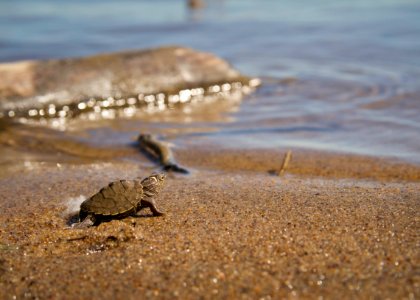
140;199;165;216
73;214;96;229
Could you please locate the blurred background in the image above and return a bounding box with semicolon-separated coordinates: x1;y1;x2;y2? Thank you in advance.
1;0;419;162
1;0;419;76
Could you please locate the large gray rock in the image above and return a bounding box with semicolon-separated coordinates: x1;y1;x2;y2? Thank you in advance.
0;46;259;119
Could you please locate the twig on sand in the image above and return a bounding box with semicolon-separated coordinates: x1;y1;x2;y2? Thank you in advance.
277;150;292;176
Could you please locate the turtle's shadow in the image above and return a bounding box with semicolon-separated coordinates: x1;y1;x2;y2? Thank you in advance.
65;212;158;227
132;214;158;219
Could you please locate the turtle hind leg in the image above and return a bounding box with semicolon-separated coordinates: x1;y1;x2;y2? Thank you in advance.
141;199;165;216
73;214;96;229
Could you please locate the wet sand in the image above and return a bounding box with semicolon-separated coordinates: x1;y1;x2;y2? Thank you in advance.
0;148;419;299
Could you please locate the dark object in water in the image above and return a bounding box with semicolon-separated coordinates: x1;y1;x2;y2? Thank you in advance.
138;134;189;174
75;173;166;228
188;0;205;9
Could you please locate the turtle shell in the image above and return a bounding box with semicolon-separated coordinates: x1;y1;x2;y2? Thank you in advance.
80;180;143;217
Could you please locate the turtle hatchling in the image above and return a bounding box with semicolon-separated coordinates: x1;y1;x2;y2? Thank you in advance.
74;173;166;228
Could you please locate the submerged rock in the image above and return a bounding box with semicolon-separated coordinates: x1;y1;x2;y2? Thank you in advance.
0;46;259;120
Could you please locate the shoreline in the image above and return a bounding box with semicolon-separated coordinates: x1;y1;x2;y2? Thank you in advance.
2;135;419;181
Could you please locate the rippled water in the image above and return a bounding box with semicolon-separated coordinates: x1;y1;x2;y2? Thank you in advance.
1;0;420;162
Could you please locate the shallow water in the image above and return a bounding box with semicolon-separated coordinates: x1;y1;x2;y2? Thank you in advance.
1;0;420;163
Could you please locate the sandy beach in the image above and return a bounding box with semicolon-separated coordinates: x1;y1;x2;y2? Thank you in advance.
0;147;418;299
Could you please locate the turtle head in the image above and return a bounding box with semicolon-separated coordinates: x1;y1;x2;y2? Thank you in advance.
151;173;166;183
141;173;166;198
